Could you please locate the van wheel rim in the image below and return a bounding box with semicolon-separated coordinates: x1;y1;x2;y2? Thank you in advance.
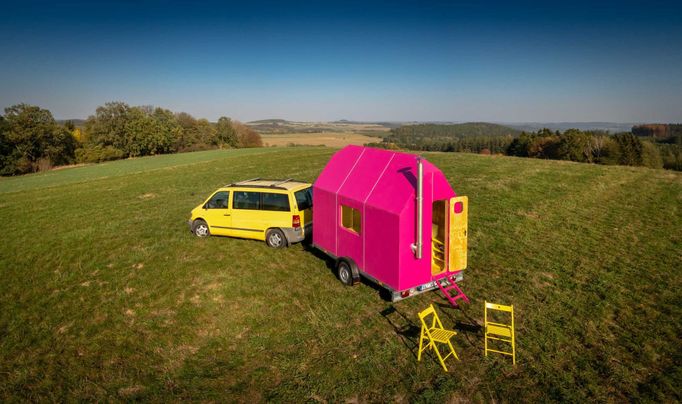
269;233;282;246
196;224;208;237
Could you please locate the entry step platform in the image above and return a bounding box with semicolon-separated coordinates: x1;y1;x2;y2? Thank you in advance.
435;271;470;308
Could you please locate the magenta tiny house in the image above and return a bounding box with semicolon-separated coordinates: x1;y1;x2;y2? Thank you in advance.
313;145;469;302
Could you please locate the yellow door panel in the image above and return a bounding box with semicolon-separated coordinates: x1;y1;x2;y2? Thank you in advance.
448;196;468;271
204;209;232;235
202;191;232;236
231;190;292;241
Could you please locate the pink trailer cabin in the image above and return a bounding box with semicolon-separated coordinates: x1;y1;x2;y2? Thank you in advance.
313;145;469;302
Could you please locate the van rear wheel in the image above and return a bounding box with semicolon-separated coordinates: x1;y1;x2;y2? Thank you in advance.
266;229;287;248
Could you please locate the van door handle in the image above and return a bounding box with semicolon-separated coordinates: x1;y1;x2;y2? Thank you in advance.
224;214;231;216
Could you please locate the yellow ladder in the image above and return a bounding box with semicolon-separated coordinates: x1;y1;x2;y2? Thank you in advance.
432;238;446;272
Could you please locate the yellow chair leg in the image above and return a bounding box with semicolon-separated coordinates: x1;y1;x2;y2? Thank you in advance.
432;343;448;372
512;338;516;365
447;340;460;361
418;329;425;361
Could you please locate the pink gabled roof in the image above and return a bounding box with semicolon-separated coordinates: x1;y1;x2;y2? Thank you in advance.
315;145;445;214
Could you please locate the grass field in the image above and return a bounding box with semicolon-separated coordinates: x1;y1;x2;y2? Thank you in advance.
261;132;382;147
1;148;680;401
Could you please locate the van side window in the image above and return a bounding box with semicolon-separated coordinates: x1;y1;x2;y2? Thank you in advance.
341;205;361;234
262;192;290;212
205;191;229;209
233;191;261;210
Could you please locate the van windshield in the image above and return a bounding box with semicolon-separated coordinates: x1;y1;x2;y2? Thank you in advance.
295;187;313;210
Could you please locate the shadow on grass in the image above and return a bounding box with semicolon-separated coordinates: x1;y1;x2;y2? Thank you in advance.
380;306;423;360
434;300;483;349
380;305;472;369
302;240;394;301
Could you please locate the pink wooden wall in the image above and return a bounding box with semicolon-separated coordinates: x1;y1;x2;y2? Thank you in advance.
313;146;456;291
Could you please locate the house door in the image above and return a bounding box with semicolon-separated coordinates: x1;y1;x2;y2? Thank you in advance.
448;196;468;272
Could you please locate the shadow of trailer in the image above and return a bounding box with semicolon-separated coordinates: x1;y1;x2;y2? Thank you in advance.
311;145;468;302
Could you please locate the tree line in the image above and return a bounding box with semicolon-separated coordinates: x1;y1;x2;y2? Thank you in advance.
0;102;262;175
370;124;681;171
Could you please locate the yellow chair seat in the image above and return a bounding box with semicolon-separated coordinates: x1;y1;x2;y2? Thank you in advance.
486;323;512;339
428;327;457;342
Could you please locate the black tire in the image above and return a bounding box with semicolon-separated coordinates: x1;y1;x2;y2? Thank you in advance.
192;219;210;238
336;259;357;286
266;228;287;248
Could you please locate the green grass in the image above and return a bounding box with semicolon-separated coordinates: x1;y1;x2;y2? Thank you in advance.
1;148;680;401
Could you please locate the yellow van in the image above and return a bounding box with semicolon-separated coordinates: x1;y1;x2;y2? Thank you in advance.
188;178;313;248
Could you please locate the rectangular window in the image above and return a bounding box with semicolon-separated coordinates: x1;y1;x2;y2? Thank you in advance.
341;205;361;234
233;191;261;210
205;191;229;209
261;192;290;212
295;187;313;211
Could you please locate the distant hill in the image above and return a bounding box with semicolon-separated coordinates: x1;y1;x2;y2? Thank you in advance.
330;120;402;129
56;119;87;127
387;122;520;139
245;119;392;135
504;122;635;133
632;123;682;140
247;119;290;124
378;122;520;154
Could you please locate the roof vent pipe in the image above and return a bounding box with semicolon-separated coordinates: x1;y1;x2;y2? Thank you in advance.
413;157;424;259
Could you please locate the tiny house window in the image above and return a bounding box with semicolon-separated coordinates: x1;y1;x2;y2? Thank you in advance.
341;205;361;234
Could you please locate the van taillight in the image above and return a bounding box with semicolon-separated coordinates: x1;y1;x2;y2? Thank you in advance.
292;215;301;228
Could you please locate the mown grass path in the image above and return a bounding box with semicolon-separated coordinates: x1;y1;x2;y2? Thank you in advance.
1;148;680;401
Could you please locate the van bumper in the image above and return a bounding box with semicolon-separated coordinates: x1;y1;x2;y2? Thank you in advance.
281;222;312;244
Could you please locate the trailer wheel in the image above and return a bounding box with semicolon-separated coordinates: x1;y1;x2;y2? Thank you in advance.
336;258;359;286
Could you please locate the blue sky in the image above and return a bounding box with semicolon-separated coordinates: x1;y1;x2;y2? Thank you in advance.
1;0;680;122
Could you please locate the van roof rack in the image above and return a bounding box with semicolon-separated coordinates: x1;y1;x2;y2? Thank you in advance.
226;177;261;187
271;178;293;186
225;178;308;190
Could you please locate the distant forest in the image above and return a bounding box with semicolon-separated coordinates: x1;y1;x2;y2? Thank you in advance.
0;103;263;176
369;123;682;171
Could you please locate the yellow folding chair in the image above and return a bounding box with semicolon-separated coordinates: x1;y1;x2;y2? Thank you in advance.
484;301;516;365
417;304;460;372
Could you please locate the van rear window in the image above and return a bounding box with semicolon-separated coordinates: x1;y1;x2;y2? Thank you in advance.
295;187;313;210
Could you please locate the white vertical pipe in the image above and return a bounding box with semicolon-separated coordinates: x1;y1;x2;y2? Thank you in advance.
416;157;423;259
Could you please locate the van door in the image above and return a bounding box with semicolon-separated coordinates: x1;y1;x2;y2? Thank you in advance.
448;196;468;272
231;191;265;240
202;191;232;236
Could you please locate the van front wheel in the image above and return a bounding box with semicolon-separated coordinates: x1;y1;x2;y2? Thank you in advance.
266;229;287;248
192;219;210;238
